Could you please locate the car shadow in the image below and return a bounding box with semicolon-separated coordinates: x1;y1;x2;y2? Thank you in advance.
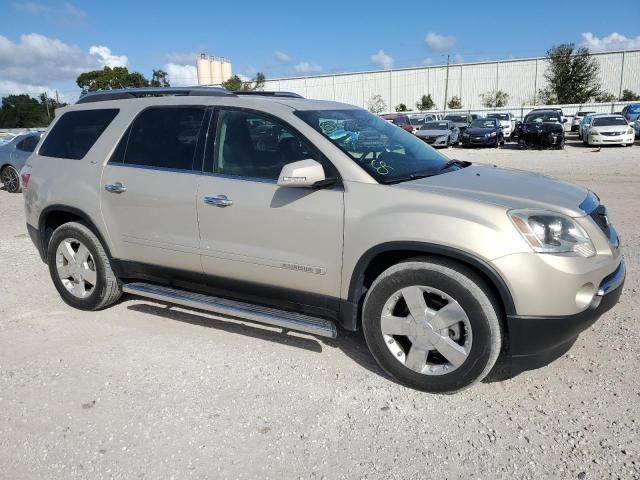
125;299;516;387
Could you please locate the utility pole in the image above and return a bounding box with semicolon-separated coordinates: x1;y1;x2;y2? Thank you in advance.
443;53;450;114
55;90;59;104
43;92;50;119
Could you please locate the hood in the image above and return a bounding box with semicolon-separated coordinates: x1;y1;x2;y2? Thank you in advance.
592;124;630;132
397;164;589;216
416;129;449;137
466;127;497;135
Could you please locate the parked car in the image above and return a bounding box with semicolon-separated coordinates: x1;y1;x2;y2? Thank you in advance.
414;120;459;147
530;107;565;125
621;103;640;123
461;118;504;147
571;111;595;132
381;114;413;133
512;109;566;149
443;113;473;134
408;114;436;134
583;115;635;147
634;119;640;139
486;112;515;140
22;87;624;393
578;113;607;140
0;132;43;193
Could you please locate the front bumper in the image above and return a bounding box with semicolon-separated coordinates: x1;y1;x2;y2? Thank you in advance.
461;135;498;146
417;136;449;147
506;260;625;370
589;134;635;145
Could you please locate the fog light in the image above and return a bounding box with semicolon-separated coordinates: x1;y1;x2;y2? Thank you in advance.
575;283;596;309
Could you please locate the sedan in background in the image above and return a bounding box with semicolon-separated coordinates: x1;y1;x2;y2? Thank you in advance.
381;114;414;133
414;120;459;147
584;115;635;147
408;114;436;134
443;113;473;135
512;109;565;149
461;118;504;147
634;119;640;139
571;110;595;132
486;112;515;140
622;103;640;123
0;132;43;193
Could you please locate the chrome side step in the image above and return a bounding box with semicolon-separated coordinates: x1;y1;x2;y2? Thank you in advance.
123;282;337;339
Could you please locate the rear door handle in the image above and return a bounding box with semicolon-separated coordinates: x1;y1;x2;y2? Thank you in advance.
204;195;233;207
104;182;127;194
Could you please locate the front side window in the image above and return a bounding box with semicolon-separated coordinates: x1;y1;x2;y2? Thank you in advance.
296;109;452;184
17;135;39;152
122;107;205;170
40;109;118;160
214;110;319;181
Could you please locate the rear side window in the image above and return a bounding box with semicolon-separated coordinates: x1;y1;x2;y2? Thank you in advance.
118;107;205;170
39;109;118;159
17;135;40;152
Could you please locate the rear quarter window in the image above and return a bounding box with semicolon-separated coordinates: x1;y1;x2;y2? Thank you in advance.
39;109;119;160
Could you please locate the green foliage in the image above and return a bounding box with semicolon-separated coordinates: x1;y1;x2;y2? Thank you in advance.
621;89;640;101
481;90;510;108
447;96;462;109
395;103;408;112
367;94;387;114
150;69;170;88
0;94;66;128
594;92;617;103
538;44;602;104
416;94;435;111
76;66;151;93
222;72;266;91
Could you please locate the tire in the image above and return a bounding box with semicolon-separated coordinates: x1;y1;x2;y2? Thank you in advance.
47;222;122;310
446;136;450;148
556;135;565;150
1;166;21;193
362;258;502;393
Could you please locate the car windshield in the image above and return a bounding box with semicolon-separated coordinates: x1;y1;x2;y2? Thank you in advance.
487;113;509;120
627;105;640;114
421;121;449;130
410;117;431;126
525;112;560;123
295;109;454;183
444;115;466;123
470;119;497;128
593;117;629;126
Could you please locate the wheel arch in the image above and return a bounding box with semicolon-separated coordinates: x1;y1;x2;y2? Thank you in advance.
341;242;516;331
38;205;112;262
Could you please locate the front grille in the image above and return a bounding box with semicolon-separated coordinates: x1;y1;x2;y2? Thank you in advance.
590;205;611;237
601;131;624;136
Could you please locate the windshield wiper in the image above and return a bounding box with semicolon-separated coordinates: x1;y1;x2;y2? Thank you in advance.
440;159;471;171
380;172;439;185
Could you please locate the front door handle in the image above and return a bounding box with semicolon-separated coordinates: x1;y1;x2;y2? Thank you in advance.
104;182;127;194
204;195;233;207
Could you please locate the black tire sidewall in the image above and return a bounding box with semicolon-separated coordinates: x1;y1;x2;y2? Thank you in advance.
47;224;109;310
363;264;499;393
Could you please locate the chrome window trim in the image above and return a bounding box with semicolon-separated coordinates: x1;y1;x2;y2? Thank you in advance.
107;162;203;176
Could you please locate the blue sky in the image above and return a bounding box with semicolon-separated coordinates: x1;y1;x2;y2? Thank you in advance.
1;0;639;101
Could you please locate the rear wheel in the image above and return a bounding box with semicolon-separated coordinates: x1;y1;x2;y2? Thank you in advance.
47;222;122;310
1;166;21;193
362;258;502;393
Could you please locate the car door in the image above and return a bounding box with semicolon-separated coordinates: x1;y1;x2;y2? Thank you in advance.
100;106;209;272
196;108;344;303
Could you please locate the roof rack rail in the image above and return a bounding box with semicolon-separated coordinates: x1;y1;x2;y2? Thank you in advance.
76;87;235;104
234;91;304;99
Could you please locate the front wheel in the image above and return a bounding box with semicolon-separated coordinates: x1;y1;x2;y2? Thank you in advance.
1;166;21;193
47;222;122;310
362;258;502;393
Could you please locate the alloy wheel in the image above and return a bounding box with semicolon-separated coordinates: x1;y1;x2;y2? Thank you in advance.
1;167;20;192
55;238;97;298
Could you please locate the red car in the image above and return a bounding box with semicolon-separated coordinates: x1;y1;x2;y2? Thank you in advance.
381;114;413;133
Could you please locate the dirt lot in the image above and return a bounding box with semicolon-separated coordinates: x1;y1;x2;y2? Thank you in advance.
1;135;639;479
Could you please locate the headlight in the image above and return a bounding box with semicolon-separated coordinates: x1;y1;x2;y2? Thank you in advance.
591;130;600;136
489;131;497;137
509;210;595;257
627;128;634;135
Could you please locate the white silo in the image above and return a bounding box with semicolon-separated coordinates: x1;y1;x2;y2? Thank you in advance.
197;54;212;85
221;59;232;82
210;57;223;85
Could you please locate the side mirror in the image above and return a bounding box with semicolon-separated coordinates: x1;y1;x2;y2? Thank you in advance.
277;159;326;188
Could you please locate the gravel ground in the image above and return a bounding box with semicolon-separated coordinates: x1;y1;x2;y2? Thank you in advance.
1;135;639;479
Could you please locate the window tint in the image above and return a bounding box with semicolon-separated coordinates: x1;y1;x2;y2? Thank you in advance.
40;109;118;159
123;107;205;170
214;110;318;180
17;135;39;152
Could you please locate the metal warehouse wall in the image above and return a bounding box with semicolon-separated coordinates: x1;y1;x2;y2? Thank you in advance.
263;50;640;110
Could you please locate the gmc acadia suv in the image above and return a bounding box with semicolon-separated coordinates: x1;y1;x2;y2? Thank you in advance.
22;87;625;393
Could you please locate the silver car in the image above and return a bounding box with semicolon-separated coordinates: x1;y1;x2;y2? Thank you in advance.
414;120;460;147
0;132;42;193
21;87;625;393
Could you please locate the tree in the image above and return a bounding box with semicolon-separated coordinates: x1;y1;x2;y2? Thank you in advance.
447;96;462;109
367;94;387;114
0;94;66;128
395;103;408;112
150;69;170;88
621;89;640;101
416;94;435;111
481;90;510;108
538;44;602;104
594;92;617;103
222;72;266;91
76;66;150;93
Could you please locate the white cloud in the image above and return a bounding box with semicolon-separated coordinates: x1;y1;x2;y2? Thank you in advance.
164;63;198;86
294;61;322;74
370;49;393;69
0;79;74;103
0;33;127;84
12;1;87;24
89;46;128;68
580;32;640;52
164;52;198;65
274;51;292;64
425;32;456;52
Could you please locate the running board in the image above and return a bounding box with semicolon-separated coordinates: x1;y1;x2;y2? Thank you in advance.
123;282;337;339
